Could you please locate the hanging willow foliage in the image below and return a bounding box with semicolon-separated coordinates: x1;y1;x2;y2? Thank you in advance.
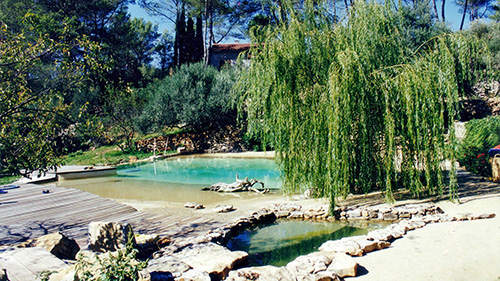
238;0;490;211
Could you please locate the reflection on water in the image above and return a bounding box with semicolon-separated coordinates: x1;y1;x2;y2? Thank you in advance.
226;220;388;267
54;156;282;205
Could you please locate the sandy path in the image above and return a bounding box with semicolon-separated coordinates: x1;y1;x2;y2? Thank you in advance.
352;197;500;281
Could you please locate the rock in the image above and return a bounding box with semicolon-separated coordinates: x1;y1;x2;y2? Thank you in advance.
88;222;135;252
214;204;235;213
288;210;305;219
346;209;362;219
251;208;277;224
314;271;341;281
455;213;473;221
172;242;248;280
275;210;291;218
178;269;211;281
327;253;358;278
226;266;294;281
348;236;387;254
148;271;174;281
0;269;7;281
146;255;191;278
21;232;80;260
47;265;77;281
184;202;204;209
407;218;426;229
383;212;398;221
473;213;496;220
367;228;394;242
361;209;370;218
319;239;363;256
422;215;440;224
386;224;406;239
436;214;454;222
136;234;161;257
286;253;332;280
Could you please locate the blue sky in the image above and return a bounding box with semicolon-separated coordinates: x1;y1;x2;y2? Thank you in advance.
127;1;479;41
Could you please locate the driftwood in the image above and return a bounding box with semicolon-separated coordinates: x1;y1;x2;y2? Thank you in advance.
204;175;269;194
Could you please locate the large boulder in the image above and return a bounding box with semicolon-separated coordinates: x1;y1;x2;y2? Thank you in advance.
146;255;191;278
88;222;135;252
226;266;294;281
171;242;248;280
285;253;340;280
178;269;211;281
20;232;80;260
326;253;358;278
318;239;363;256
347;236;390;254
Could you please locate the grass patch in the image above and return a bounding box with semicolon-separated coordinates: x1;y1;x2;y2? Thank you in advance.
0;175;21;185
62;145;165;166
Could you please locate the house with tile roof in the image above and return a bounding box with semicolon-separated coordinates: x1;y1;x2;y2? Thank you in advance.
208;43;251;69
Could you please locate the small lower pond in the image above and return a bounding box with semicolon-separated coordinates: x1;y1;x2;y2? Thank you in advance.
226;220;389;267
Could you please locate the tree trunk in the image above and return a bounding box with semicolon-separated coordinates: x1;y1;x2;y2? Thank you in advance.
460;0;468;30
204;0;210;65
441;0;446;21
431;0;439;21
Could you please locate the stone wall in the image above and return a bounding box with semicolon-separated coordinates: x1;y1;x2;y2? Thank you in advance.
135;125;246;154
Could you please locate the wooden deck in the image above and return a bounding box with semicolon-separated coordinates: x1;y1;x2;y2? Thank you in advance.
0;183;224;248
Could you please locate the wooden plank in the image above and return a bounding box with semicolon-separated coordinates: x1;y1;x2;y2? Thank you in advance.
0;248;68;281
0;183;223;247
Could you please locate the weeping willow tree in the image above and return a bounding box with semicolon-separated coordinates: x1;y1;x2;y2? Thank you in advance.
238;0;490;210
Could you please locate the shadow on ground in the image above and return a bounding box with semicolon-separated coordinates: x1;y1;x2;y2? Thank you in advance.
337;168;500;208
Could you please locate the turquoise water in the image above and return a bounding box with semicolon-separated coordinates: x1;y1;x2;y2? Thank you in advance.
54;156;282;204
227;220;388;267
118;156;281;188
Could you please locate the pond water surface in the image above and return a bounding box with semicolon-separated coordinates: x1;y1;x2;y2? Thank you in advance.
54;156;282;205
227;220;389;267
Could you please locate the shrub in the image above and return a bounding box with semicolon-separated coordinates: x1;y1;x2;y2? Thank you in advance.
137;63;241;133
458;115;500;176
75;233;148;280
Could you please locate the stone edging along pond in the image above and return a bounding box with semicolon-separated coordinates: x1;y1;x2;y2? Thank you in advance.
145;203;496;281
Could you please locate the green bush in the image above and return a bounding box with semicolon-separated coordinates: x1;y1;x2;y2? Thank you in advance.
137;63;241;133
470;21;500;75
458;116;500;176
75;234;148;281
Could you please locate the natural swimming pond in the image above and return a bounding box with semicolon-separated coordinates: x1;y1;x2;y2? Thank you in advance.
54;156;282;204
226;220;389;267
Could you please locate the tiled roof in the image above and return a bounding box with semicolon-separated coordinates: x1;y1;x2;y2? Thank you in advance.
210;43;251;53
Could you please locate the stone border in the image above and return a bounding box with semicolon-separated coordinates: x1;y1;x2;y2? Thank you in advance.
148;203;495;281
27;203;495;281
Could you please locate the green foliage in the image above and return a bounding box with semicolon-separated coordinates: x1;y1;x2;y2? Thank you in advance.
0;21;96;176
492;0;500;21
458;116;500;176
459;146;492;176
137;63;241;133
37;270;57;281
469;21;500;73
0;176;21;185
239;0;490;210
75;233;148;281
62;145;156;166
396;1;450;51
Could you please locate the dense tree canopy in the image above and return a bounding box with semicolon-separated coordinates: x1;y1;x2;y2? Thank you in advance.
0;22;101;176
239;0;490;210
